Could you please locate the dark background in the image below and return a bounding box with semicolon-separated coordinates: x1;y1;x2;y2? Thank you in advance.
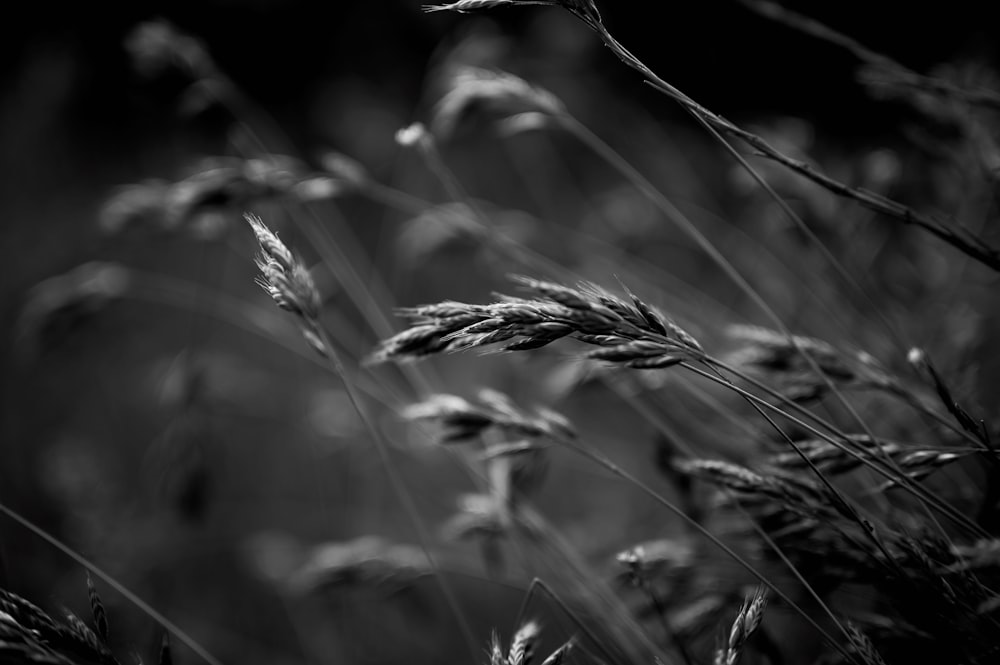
4;1;997;136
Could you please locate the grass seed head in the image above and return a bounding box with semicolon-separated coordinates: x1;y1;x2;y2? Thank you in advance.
402;390;574;444
401;393;495;442
288;535;430;594
396;122;433;149
507;620;541;665
845;622;888;665
86;573;109;643
371;275;703;365
716;586;768;665
615;538;695;587
485;440;551;508
102;156;333;238
445;493;506;538
246;213;321;322
489;630;505;665
432;66;565;140
16;261;132;357
124;19;213;78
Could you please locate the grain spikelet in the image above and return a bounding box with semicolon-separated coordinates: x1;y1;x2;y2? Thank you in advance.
402;389;575;444
507;620;540;665
16;262;131;356
715;587;767;665
100;156;344;237
724;323;894;401
845;622;887;665
0;589;57;634
245;213;326;356
370;275;703;366
86;573;110;643
615;538;695;587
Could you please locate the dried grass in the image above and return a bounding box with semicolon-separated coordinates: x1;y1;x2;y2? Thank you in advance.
8;2;1000;665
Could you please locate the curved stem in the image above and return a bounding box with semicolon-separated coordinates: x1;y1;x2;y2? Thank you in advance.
682;360;988;538
552;435;855;662
0;503;227;665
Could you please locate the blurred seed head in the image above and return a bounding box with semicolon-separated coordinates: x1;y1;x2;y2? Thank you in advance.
288;535;430;594
723;323;895;401
395;122;433;149
124;19;213;78
98;179;171;234
402;393;495;442
907;347;928;369
443;492;507;542
482;439;551;507
100;156;344;239
319;151;370;190
432;66;566;140
395;202;481;265
615;538;696;587
16;262;131;357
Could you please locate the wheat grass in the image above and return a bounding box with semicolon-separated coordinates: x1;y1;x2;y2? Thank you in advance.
715;586;768;665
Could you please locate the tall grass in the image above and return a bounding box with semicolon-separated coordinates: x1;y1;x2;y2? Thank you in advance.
4;2;999;665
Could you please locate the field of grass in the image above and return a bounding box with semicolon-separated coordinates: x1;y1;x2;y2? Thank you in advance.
2;2;999;665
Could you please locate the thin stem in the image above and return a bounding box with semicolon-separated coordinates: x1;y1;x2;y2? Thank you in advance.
681;360;988;538
704;354;988;481
587;24;1000;272
0;503;226;665
514;504;668;665
310;325;481;663
699;361;904;570
550;435;855;662
641;579;695;665
733;0;1000;111
686;109;908;351
513;577;624;665
562;114;953;540
123;270;404;406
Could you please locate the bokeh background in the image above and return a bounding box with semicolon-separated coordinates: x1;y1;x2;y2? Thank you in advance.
2;2;998;664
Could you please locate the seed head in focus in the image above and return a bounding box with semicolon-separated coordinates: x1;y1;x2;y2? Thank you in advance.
245;213;326;356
